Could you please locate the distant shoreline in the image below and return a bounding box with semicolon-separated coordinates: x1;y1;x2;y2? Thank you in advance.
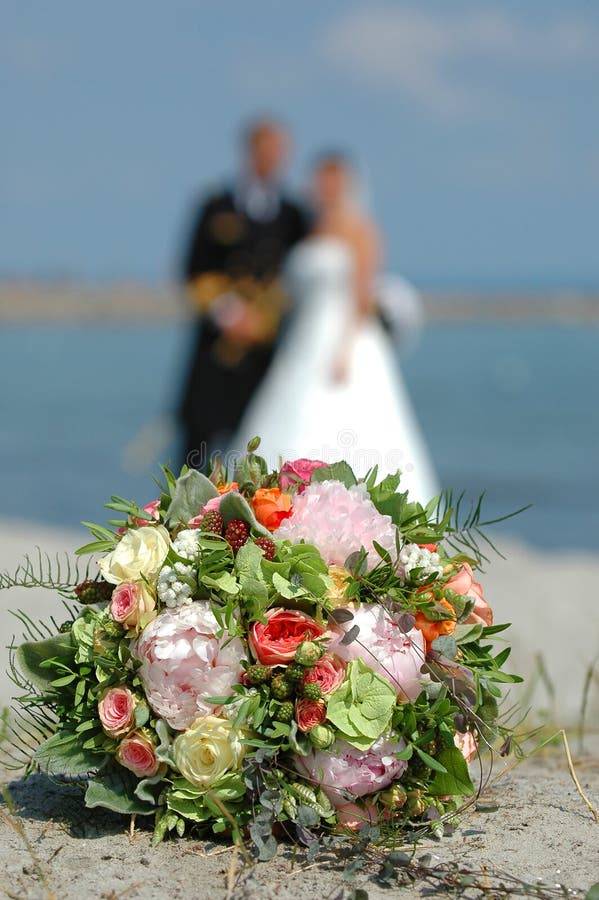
1;282;599;324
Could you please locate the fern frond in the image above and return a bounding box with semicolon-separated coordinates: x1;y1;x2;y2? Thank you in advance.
0;549;91;597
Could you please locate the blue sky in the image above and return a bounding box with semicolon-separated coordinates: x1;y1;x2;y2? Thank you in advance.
2;0;598;287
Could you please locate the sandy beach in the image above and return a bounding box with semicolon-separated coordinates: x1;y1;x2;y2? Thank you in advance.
1;519;599;897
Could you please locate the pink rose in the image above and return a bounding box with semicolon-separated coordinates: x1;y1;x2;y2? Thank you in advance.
249;608;326;666
279;458;326;492
446;563;493;627
117;499;161;534
116;731;160;778
295;698;327;733
110;581;155;630
187;495;222;528
454;730;478;763
98;687;135;738
304;654;345;695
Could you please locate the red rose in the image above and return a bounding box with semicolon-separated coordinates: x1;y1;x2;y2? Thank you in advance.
295;698;327;733
249;608;326;665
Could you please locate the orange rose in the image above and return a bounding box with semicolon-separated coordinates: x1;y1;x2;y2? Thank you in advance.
414;598;457;646
217;482;239;495
252;487;292;531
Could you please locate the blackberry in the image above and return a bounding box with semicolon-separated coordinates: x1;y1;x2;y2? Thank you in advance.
200;510;224;536
74;579;113;605
254;537;276;561
274;701;294;723
246;664;272;685
302;681;322;701
224;518;250;554
270;674;294;700
284;664;305;683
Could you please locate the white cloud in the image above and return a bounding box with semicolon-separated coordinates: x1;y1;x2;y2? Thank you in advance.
320;6;598;114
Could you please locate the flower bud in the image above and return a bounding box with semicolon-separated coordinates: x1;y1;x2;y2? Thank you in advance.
405;789;428;817
309;724;336;749
379;784;408;809
294;641;323;666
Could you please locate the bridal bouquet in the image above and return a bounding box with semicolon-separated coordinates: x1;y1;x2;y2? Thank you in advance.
6;442;520;851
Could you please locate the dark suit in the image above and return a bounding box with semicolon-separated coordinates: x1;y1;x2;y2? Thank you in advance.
179;187;309;466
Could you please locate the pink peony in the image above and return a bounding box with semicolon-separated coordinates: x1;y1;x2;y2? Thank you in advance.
116;731;160;778
304;654;345;695
274;481;399;571
446;563;493;627
279;458;327;492
294;735;407;806
134;603;245;730
98;687;135;738
330;604;425;701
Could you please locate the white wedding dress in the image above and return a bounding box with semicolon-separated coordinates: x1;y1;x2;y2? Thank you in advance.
234;237;439;505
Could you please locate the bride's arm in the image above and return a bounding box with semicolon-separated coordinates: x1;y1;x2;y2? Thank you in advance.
332;220;382;382
353;219;382;320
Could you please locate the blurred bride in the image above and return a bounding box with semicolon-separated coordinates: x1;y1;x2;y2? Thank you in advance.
234;153;438;504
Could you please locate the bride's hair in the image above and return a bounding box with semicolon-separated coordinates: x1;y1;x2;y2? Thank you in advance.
311;151;371;211
312;150;354;171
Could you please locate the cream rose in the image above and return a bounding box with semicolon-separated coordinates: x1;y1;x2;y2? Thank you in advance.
173;716;246;789
99;525;170;586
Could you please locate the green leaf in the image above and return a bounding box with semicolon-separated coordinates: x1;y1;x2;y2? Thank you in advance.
584;884;599;900
35;730;107;776
165;469;219;525
326;659;396;748
16;633;76;692
85;769;155;815
414;746;448;773
428;747;475;797
311;461;357;489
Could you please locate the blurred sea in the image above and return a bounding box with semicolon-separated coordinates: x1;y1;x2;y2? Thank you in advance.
0;321;597;551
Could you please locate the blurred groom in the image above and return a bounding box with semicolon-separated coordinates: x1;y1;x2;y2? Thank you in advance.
179;118;309;467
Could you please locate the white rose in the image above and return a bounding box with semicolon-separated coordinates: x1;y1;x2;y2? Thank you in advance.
99;525;171;586
173;716;246;788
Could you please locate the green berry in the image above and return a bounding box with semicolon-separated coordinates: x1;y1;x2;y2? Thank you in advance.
294;641;323;666
302;681;322;701
284;664;305;683
309;724;335;749
270;674;294;700
274;701;294;723
246;664;272;685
